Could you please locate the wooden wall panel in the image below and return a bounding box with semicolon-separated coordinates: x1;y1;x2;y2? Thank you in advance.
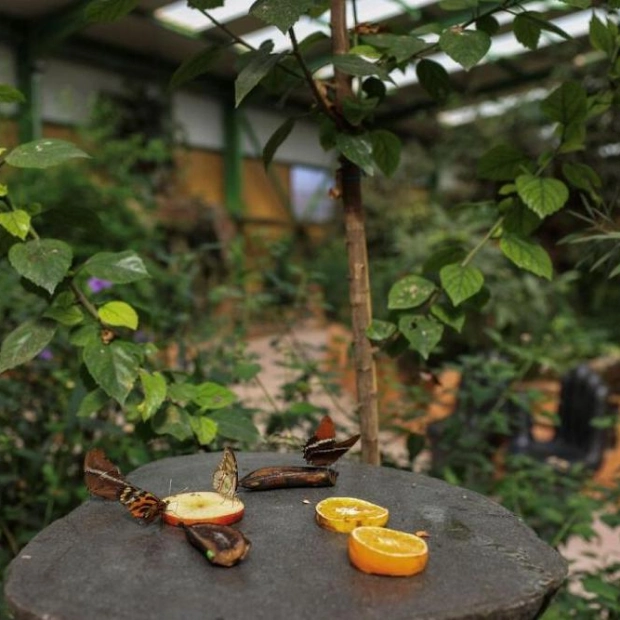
173;149;224;206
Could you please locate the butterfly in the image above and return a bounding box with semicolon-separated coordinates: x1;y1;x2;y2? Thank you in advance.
84;448;167;523
212;447;238;502
303;415;361;466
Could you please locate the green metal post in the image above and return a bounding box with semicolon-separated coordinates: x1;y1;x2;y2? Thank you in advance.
223;103;243;217
16;28;43;143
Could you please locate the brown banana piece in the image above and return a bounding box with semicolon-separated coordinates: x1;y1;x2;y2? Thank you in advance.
239;465;338;490
183;523;251;567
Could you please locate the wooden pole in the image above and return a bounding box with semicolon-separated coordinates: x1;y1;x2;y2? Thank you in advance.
331;0;380;465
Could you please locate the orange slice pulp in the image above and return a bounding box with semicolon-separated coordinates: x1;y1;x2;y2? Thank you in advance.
348;526;429;576
315;497;389;533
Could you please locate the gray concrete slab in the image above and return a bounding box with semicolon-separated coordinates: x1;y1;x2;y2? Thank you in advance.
5;452;567;620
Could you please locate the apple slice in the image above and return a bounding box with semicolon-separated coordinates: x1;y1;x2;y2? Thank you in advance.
162;491;244;526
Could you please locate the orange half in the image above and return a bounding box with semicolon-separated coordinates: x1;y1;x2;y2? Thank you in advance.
315;497;389;533
348;526;429;576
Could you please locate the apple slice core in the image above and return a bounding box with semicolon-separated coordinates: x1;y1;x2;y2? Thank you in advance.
162;491;244;526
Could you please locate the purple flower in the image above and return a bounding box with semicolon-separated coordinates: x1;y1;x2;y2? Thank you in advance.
87;277;113;294
38;348;53;361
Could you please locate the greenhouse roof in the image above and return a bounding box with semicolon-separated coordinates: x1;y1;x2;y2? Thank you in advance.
0;0;602;137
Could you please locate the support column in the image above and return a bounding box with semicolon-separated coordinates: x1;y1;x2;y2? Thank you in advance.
223;102;243;217
16;28;43;143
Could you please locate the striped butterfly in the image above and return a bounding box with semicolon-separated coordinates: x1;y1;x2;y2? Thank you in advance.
212;447;238;502
84;448;167;523
303;415;360;467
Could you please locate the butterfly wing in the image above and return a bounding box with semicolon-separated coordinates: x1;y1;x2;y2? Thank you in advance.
303;415;360;466
84;448;166;522
118;484;167;523
84;448;128;500
213;447;238;501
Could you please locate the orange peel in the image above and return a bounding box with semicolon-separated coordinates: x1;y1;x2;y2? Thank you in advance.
348;526;429;577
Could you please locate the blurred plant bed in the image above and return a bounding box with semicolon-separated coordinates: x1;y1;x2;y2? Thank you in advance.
324;322;458;434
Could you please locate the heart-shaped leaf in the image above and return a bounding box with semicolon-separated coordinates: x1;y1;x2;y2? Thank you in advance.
9;239;72;294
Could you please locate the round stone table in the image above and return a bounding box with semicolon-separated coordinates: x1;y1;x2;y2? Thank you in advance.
5;452;567;620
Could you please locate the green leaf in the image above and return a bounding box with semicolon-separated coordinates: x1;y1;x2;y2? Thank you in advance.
589;14;615;56
193;382;237;410
439;29;490;70
562;162;601;194
189;415;219;445
477;144;530;181
0;210;30;240
342;97;379;126
332;55;392;82
515;174;569;218
476;15;499;36
233;362;261;381
416;59;451;102
170;46;221;90
188;0;224;8
423;245;466;274
388;275;436;310
335;133;374;176
263;117;296;168
582;576;620;602
235;45;282;107
76;388;109;418
0;320;57;373
541;81;587;126
440;263;484;306
82;340;140;405
500;234;553;279
86;0;137;22
366;319;397;341
83;250;150;283
370;130;401;177
98;301;139;330
398;314;444;359
0;85;25;104
9;239;72;294
153;405;193;441
503;203;542;236
439;0;478;9
209;409;261;443
137;370;167;421
361;34;426;63
430;303;465;332
513;13;541;50
6;138;90;169
362;77;387;102
250;0;317;33
69;323;99;347
43;291;84;326
168;382;197;406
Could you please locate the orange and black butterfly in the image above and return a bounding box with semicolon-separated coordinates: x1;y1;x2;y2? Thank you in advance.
212;447;238;502
84;448;167;523
303;415;360;467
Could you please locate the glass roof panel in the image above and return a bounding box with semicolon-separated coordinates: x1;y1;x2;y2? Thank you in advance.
155;0;252;32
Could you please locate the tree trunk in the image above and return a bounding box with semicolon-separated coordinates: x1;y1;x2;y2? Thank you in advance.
331;0;380;465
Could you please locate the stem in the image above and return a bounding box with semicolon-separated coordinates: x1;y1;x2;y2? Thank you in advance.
253;375;282;415
70;280;100;322
289;27;337;122
461;215;504;268
332;0;380;465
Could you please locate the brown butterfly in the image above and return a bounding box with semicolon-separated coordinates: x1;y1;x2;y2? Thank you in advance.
84;448;167;523
212;447;238;502
303;415;360;466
